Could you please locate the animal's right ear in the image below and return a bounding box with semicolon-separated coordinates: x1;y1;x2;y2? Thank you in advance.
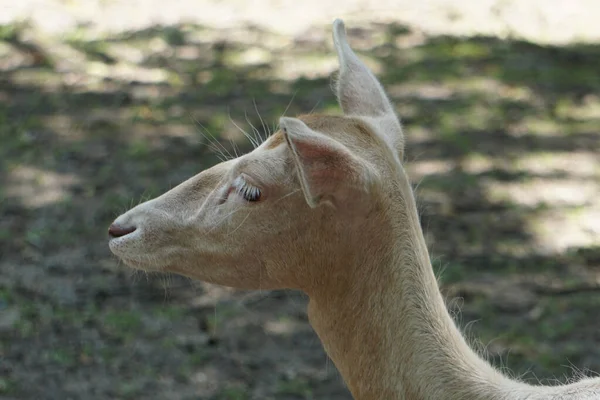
280;117;374;209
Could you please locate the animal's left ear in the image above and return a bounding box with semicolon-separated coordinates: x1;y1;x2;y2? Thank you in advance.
280;117;375;209
332;19;404;158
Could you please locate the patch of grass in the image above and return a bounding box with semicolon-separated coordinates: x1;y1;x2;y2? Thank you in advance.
20;302;39;320
153;305;186;320
125;139;152;159
204;70;239;96
117;381;144;399
25;226;52;249
0;377;18;395
0;287;13;305
160;337;178;350
188;349;212;367
129;105;168;124
16;319;35;338
0;21;28;43
103;310;143;340
537;350;568;371
216;385;249;400
78;342;95;364
276;378;313;398
70;39;114;64
435;260;469;284
420;172;479;192
51;306;78;324
203;304;241;335
162;26;186;46
99;346;119;362
53;304;99;328
45;348;76;366
174;364;192;383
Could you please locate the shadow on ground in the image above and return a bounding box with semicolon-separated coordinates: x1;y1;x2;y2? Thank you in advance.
0;20;599;399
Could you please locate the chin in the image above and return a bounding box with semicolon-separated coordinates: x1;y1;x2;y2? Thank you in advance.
119;257;158;271
109;245;161;272
110;234;182;271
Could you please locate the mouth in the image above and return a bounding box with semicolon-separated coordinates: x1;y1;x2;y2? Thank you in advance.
109;244;157;271
108;228;140;251
107;226;167;272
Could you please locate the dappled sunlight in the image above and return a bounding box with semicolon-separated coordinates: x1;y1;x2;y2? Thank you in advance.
0;12;598;399
390;76;535;102
225;46;272;67
389;82;454;100
528;206;600;253
460;154;495;174
407;159;453;180
274;53;339;80
474;149;599;254
189;283;243;309
5;165;80;208
104;42;146;63
9;68;64;88
86;61;173;84
511;116;566;136
264;319;303;335
189;366;221;397
514;152;599;176
483;178;597;208
556;94;600;121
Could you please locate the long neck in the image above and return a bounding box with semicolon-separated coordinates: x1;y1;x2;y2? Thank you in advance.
306;175;570;400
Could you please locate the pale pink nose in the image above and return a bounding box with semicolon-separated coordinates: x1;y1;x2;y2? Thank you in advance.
108;223;136;238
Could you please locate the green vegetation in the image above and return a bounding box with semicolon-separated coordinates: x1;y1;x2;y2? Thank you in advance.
276;378;313;398
1;17;598;400
217;385;249;400
103;310;143;338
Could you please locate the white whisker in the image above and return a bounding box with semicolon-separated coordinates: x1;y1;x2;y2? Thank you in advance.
281;90;298;119
229;110;259;149
308;99;322;115
244;110;263;145
252;99;269;144
193;116;234;160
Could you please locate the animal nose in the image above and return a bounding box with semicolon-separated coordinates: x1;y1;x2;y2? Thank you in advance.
108;223;137;238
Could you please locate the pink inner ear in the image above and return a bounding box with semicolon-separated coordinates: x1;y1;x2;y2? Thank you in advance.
292;137;358;189
282;117;369;207
293;137;330;159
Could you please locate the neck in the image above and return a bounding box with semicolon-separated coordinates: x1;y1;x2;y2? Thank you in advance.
305;176;589;400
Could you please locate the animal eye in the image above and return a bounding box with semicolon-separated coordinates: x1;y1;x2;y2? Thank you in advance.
232;176;261;202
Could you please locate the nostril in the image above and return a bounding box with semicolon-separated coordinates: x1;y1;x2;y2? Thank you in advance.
108;223;137;238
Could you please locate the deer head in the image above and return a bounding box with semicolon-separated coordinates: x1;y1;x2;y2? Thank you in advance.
108;20;406;294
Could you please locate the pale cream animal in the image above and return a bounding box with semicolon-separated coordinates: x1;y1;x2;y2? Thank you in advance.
108;19;600;400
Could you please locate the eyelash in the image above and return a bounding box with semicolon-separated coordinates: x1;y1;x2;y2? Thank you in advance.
232;176;261;202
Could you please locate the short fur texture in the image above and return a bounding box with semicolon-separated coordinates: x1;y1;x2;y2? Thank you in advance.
109;19;600;400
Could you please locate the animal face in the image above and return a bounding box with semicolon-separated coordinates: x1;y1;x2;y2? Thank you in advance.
108;20;406;292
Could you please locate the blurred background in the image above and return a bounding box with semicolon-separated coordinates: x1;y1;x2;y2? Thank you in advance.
1;0;599;399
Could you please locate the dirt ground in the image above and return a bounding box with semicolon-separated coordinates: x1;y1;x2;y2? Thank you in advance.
1;3;600;399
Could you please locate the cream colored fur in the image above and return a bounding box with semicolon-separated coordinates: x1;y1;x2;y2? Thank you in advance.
108;19;600;400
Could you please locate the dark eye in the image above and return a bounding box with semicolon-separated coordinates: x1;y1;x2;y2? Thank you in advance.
233;176;261;202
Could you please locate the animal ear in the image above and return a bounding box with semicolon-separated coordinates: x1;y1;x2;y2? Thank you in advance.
279;117;374;209
332;19;404;156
